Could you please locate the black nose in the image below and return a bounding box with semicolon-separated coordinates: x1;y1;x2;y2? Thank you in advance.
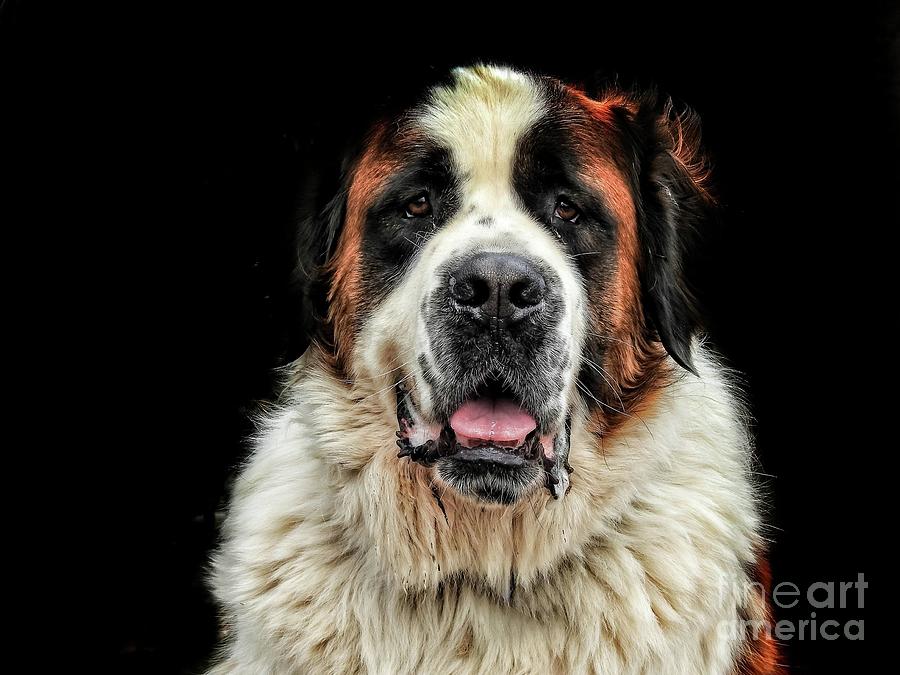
448;252;546;325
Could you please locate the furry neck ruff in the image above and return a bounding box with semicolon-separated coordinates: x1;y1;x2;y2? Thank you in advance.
209;345;779;674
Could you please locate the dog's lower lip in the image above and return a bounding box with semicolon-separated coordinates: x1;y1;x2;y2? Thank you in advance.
397;426;544;465
451;444;534;467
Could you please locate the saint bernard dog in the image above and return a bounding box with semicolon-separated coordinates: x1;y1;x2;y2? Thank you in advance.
209;65;783;673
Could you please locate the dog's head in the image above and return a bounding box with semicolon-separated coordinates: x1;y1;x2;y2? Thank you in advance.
298;65;712;505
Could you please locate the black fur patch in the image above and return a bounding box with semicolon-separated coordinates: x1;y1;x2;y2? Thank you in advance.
622;99;708;375
358;144;463;315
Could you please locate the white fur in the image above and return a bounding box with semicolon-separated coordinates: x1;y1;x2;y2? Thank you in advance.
208;66;768;673
210;348;764;673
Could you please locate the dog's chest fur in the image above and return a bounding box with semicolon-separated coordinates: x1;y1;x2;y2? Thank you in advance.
210;348;765;674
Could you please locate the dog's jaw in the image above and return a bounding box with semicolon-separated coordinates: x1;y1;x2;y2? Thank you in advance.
395;380;573;500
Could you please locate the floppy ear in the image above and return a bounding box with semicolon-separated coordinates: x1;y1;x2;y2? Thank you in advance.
288;152;353;350
626;97;714;375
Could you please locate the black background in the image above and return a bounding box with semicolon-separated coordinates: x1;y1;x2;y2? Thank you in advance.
7;4;894;673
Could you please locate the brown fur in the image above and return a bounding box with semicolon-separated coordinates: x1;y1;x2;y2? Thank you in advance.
324;123;415;370
737;555;787;674
556;87;675;439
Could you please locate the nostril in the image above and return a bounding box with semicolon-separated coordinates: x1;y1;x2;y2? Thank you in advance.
449;253;546;320
509;277;545;309
450;275;490;307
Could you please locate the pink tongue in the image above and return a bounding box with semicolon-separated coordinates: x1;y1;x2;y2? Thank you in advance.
449;398;537;447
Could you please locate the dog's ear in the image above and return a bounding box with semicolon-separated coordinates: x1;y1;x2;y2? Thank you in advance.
619;95;714;375
288;149;355;350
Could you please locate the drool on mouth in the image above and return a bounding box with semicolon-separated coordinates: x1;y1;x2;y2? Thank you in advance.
394;381;572;499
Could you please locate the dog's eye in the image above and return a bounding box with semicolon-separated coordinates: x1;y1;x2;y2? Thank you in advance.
554;199;580;223
404;194;432;218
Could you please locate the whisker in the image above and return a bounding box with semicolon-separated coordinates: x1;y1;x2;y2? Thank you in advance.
583;329;631;346
346;358;414;383
356;373;412;404
580;356;626;412
576;378;655;440
576;379;621;414
599;435;610;471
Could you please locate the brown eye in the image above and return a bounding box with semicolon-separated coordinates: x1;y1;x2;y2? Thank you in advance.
554;199;579;223
405;194;432;218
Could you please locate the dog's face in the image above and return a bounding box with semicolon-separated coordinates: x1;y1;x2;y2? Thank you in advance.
301;66;711;505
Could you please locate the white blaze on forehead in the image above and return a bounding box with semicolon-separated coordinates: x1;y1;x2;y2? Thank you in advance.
416;65;545;194
414;66;586;417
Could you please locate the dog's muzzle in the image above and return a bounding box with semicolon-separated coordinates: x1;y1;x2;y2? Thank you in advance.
395;250;573;503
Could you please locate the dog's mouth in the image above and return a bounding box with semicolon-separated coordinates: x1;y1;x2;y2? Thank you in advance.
395;377;572;503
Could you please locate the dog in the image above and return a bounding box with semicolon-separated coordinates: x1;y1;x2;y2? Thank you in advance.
209;65;782;674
